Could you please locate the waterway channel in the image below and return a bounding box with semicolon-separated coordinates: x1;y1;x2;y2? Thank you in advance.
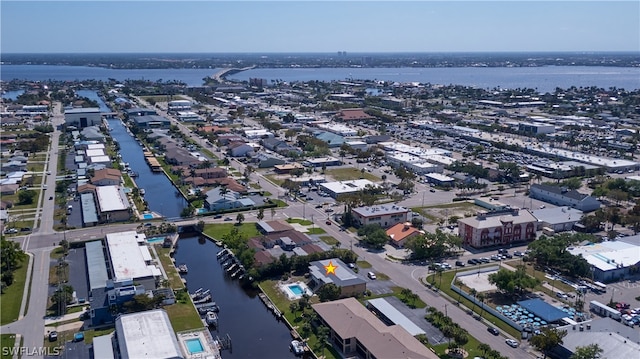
173;234;298;359
106;118;186;219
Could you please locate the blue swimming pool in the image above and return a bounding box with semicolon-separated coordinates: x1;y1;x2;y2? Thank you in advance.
288;284;304;296
147;237;165;244
185;338;204;354
143;213;154;219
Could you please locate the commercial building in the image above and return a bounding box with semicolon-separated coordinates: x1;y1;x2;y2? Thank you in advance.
351;204;411;228
567;235;640;282
167;100;192;112
105;231;161;286
95;185;131;222
518;122;555;135
530;184;601;212
312;298;438;359
531;207;583;232
65;107;102;128
551;317;640;359
424;173;456;186
319;179;378;199
302;156;342;168
458;208;537;248
114;309;183;359
308;259;366;297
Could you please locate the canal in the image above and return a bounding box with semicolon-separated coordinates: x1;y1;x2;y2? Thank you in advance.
106;118;186;219
173;235;298;359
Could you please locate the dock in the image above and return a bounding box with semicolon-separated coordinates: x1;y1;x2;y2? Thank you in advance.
258;293;282;319
143;151;163;172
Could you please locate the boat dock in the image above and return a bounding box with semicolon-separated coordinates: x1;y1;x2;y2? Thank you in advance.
258;293;282;319
143;151;163;172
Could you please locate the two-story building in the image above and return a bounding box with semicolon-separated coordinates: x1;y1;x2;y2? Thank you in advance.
457;207;537;248
351;205;411;229
530;184;601;212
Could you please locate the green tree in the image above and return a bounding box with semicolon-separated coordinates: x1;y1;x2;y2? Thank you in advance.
316;283;341;302
530;327;568;358
488;266;540;297
51;285;74;315
257;208;265;221
18;189;37;205
236;213;245;225
478;343;491;357
569;343;604;359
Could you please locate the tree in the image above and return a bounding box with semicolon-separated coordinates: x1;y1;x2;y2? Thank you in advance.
289;302;298;318
236;213;245;225
257;208;265;221
478;343;491;357
51;285;74;315
570;344;604;359
530;327;567;358
316;283;341;302
196;220;205;233
469;288;478;312
488;266;540;297
18;189;37;205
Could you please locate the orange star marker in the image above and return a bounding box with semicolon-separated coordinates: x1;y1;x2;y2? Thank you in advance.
324;261;338;275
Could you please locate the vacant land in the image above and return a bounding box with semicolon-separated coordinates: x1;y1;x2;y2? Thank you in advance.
326;168;379;182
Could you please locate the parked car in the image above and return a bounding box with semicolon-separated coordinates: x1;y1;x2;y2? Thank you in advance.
224;217;233;221
455;260;465;267
325;220;332;225
467;258;478;265
505;339;519;348
367;272;377;280
48;331;58;342
488;327;500;336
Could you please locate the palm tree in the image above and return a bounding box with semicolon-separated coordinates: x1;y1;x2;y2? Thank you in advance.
257;208;264;221
478;343;491;357
477;292;486;318
469;288;478;312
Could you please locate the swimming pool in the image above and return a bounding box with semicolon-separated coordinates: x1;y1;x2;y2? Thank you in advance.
185;338;204;354
147;237;165;244
288;284;304;296
143;213;154;219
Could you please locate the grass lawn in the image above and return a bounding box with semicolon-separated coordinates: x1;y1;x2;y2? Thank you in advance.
356;260;372;268
286;218;313;225
264;174;285;186
326;168;379;182
3;192;41;210
425;271;521;339
390;286;427;309
164;302;204;332
154;245;185;290
0;257;29;325
1;334;17;359
82;328;115;344
432;335;487;359
203;222;261;241
272;199;287;208
122;173;134;188
306;227;326;235
319;236;339;246
259;280;340;359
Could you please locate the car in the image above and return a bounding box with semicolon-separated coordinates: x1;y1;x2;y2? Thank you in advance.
487;327;500;336
348;263;356;269
315;205;323;209
325;208;334;213
505;339;519;348
479;257;490;263
20;227;31;232
48;331;58;342
46;171;51;175
224;217;233;221
503;253;513;259
213;214;222;219
513;251;524;257
455;260;465;267
467;259;478;265
49;196;53;200
325;220;332;225
4;228;18;234
367;272;377;280
429;189;436;192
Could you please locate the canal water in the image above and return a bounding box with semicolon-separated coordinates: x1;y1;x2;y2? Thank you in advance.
106;118;186;219
173;235;298;359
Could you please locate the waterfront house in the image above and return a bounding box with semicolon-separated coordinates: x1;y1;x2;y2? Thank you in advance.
204;187;255;212
90;168;122;186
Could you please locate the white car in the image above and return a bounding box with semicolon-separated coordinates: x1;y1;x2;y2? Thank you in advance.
505;339;519;348
367;272;377;280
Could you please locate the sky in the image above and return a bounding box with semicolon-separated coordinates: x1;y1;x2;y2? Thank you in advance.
1;1;639;53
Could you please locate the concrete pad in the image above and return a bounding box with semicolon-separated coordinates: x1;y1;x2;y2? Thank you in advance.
458;270;498;293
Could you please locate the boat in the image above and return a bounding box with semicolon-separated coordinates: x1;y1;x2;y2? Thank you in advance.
205;311;218;327
178;264;188;274
191;288;203;297
290;340;304;356
193;294;212;304
139;189;146;196
197;303;220;314
216;249;228;259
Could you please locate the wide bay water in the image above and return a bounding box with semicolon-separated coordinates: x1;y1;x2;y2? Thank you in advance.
2;64;639;93
173;235;298;359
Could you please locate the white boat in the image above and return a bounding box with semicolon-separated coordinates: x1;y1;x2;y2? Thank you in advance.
290;340;304;356
205;311;218;326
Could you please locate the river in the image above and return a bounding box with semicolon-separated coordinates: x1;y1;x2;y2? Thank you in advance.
2;64;639;93
173;234;298;359
106;119;186;219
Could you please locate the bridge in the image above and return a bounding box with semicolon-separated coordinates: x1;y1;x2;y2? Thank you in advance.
210;66;256;82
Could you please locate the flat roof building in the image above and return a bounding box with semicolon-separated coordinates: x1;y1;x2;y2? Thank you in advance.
351;204;411;229
309;258;366;298
115;309;183;359
105;231;161;285
95;185;131;222
567;235;640;282
458;208;537;248
320;179;378;199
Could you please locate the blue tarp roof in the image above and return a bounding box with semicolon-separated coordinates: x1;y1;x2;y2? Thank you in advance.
517;298;568;323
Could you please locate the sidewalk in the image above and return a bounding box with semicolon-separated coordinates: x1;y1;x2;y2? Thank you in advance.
44;306;88;326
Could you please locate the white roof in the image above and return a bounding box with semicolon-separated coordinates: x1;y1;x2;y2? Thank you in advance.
96;186;130;212
568;237;640;272
87;143;106;150
106;231;160;281
115;309;182;359
425;173;455;181
89;155;111;164
85;149;105;157
321;179;378;194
